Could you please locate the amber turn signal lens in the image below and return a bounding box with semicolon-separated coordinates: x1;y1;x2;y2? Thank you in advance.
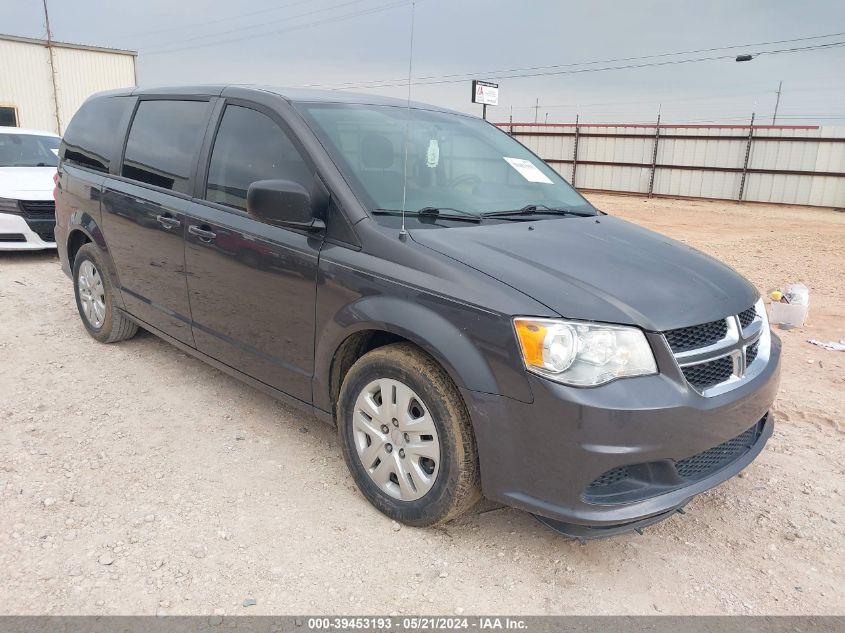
514;319;548;367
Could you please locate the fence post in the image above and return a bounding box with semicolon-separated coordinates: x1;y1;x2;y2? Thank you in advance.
738;112;755;202
571;114;580;186
647;113;661;197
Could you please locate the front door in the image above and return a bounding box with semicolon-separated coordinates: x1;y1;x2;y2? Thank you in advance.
101;98;212;345
184;103;322;403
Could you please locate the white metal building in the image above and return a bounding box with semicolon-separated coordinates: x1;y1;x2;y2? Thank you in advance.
0;33;137;135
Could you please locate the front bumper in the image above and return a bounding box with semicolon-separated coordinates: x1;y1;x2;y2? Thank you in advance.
0;212;56;251
463;332;781;530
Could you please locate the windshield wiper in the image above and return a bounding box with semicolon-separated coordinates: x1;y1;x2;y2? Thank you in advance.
373;207;482;223
481;204;596;218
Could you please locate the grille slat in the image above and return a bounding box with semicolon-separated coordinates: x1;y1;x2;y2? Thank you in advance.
681;356;734;390
590;466;629;488
675;423;760;480
18;200;56;220
665;319;728;353
738;306;757;329
745;341;760;366
585;417;766;502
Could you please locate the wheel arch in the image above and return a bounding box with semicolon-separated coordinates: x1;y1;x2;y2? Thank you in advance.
65;212;125;309
315;296;504;420
66;227;92;269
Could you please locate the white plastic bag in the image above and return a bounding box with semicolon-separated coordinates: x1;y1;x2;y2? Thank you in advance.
782;282;809;306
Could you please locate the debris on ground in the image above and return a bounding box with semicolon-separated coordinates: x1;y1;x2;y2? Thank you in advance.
807;339;845;352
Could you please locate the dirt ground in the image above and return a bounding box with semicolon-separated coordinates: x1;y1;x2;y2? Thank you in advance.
0;193;843;616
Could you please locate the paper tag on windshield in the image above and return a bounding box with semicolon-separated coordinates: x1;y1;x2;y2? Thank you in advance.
426;139;440;168
503;157;553;184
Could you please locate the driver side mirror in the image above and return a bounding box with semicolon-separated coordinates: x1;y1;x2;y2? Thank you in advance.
246;179;325;231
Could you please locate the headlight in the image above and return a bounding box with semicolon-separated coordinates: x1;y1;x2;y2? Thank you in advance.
0;197;20;214
513;318;657;386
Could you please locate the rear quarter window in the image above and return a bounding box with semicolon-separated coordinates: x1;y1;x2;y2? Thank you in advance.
61;96;132;173
121;100;210;195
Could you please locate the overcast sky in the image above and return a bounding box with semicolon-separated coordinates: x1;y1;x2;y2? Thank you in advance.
4;0;844;124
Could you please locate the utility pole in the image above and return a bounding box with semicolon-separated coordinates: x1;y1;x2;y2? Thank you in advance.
534;98;539;123
647;110;661;198
738;112;755;202
772;80;783;125
544;112;549;124
42;0;62;134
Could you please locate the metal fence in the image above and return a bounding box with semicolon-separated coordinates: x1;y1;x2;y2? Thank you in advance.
498;121;845;208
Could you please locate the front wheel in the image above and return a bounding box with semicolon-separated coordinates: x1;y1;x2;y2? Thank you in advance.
73;243;138;343
337;342;481;526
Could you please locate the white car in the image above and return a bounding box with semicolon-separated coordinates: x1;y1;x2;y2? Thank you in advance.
0;126;60;250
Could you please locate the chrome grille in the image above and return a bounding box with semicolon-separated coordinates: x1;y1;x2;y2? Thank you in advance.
665;301;768;397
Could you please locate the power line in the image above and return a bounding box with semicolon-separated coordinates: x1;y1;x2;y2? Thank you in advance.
504;84;844;111
142;0;375;52
113;0;318;42
301;31;845;89
312;41;845;90
143;0;416;55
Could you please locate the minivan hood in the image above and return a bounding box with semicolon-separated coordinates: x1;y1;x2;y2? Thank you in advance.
0;166;56;200
410;215;758;332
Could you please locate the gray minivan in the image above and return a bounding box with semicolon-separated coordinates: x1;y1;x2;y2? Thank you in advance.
55;86;780;538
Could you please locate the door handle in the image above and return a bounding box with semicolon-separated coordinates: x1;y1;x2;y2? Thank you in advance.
188;224;217;242
156;214;181;229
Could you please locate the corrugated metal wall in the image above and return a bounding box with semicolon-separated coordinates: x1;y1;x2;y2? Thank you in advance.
504;123;845;208
0;37;135;135
53;46;136;133
0;38;56;132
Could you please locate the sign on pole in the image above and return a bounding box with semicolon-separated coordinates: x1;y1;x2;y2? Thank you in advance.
472;80;499;106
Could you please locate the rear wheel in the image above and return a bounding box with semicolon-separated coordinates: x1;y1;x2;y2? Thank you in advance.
73;243;138;343
337;342;481;526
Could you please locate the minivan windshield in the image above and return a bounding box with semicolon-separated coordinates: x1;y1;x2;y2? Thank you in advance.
298;103;596;217
0;133;59;168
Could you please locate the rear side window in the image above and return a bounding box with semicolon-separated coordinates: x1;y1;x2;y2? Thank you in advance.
61;97;130;172
205;105;313;211
122;100;210;195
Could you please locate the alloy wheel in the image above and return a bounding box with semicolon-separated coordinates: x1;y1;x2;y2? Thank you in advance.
77;260;106;329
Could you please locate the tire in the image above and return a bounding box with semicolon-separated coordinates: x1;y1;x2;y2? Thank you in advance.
337;342;481;526
73;243;138;344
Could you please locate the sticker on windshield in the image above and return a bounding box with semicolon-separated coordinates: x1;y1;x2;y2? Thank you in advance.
426;139;440;168
503;157;553;184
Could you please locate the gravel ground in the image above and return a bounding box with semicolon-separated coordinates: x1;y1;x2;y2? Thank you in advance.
0;194;843;615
